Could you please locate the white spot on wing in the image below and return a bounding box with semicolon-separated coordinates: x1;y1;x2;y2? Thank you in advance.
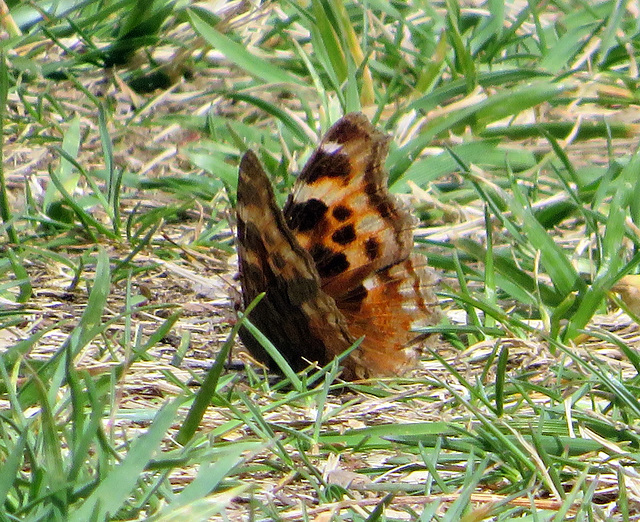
363;276;377;290
321;141;344;154
398;281;415;299
402;302;417;314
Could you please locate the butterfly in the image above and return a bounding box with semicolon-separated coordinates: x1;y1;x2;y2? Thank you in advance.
235;113;439;380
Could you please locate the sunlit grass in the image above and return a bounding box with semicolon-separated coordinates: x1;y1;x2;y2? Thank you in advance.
0;0;639;520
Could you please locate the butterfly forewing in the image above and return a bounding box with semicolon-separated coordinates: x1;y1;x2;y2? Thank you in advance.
283;113;416;298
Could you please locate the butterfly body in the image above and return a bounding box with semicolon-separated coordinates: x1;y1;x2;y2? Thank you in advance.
236;113;439;380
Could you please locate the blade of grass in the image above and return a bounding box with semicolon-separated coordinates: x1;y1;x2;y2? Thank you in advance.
188;9;304;87
98;104;122;235
391;80;574;184
596;0;625;66
505;167;582;297
332;0;374;105
6;248;31;303
495;343;507;417
227;93;310;144
156;450;253;514
46;164;106;241
444;0;476;91
151;485;251;522
44;115;81;219
565;148;640;338
310;0;347;83
176;293;266;445
0;51;17;245
69;396;185;522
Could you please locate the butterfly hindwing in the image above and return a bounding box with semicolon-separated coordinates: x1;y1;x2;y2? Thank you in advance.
336;255;440;375
236;151;357;376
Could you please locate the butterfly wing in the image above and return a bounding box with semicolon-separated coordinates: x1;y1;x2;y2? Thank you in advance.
336;255;440;375
283;113;440;375
236;150;358;377
283;113;416;297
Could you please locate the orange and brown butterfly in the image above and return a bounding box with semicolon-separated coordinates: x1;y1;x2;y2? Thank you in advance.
235;112;440;380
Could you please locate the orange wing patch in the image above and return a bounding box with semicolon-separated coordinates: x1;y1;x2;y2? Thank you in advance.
336;255;440;376
283;113;415;297
236;113;440;380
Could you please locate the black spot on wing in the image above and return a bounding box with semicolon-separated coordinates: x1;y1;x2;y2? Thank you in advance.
377;201;393;219
364;182;377;195
318;253;350;278
238;260;266;307
332;205;352;221
364;237;380;261
376;265;395;283
337;283;368;313
271;252;286;270
365;184;393;219
299;150;351;183
286;198;328;232
239;221;265;255
237;216;246;242
332;224;356;245
309;245;350;278
325;117;370;144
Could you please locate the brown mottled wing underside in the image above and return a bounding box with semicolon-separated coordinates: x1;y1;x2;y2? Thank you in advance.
236;113;440;380
236;150;358;379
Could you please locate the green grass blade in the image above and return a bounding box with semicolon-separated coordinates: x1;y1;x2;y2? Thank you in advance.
310;0;347;83
69;397;185;521
77;248;111;350
98;104;121;233
227;93;310;144
0;432;26;507
240;315;303;390
0;51;17;245
44;115;81;218
495;343;507;417
597;0;625;66
390;80;573;183
444;0;476;91
6;248;31;303
176;293;266;446
188;9;304;86
165;452;251;510
151;485;251;522
45;164;108;240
